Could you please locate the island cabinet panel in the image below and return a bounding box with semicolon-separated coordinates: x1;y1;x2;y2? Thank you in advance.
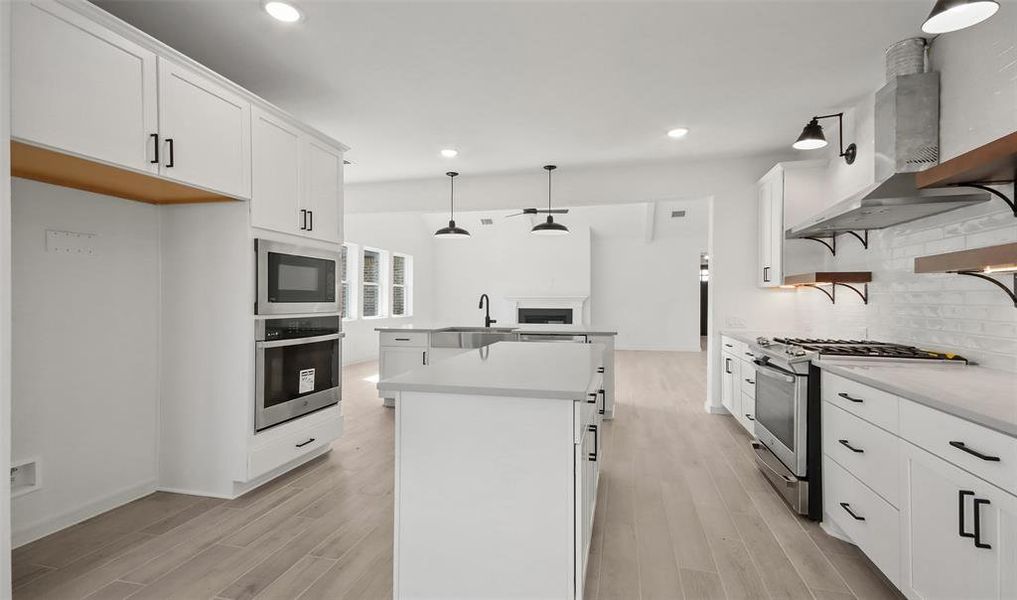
395;392;578;599
12;0;159;174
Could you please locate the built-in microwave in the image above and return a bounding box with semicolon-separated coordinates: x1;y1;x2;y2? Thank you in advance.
256;239;339;315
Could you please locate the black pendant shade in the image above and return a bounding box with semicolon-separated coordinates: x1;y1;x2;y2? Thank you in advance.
435;171;470;238
531;165;569;236
922;0;999;34
793;119;827;150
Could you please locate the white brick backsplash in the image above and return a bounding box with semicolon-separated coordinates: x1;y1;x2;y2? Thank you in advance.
789;198;1017;371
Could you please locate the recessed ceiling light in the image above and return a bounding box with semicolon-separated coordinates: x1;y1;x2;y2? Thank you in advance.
440;148;459;158
667;128;690;139
264;1;302;23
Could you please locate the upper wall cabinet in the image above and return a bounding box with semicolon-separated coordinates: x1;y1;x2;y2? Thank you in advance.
251;107;343;244
12;0;159;175
156;58;251;199
756;161;829;288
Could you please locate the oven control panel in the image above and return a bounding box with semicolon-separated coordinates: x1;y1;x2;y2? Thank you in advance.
257;316;341;341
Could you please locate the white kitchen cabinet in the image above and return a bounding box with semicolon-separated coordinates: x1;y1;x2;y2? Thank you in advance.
301;138;343;244
757;166;782;287
251;107;302;234
156;57;251;199
899;441;1017;600
575;401;600;598
12;0;158;173
380;340;430;407
721;350;741;416
756;161;830;288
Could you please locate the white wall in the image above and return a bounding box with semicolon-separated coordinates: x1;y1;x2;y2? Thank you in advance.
11;179;160;546
1;0;13;591
346;154;800;406
343;211;437;364
783;6;1017;372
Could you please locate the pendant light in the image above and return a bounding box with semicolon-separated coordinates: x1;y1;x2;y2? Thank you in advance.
922;0;999;34
434;171;470;238
531;165;569;236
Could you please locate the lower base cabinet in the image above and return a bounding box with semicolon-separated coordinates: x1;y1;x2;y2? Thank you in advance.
899;442;1017;600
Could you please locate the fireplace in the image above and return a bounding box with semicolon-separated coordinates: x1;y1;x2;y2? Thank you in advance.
518;308;573;324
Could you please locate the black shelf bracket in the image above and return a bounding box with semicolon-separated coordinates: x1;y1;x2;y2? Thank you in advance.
798;282;868;305
801;231;869;255
960;184;1016;217
957;271;1017;307
804;236;837;256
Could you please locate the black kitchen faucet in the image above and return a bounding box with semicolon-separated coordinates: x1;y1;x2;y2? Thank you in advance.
478;294;497;328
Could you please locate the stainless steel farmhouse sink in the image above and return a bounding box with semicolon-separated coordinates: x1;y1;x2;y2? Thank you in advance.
430;327;518;349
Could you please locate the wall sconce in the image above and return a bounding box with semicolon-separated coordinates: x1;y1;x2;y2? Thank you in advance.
792;112;857;165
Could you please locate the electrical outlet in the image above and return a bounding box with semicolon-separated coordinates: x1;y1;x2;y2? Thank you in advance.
46;230;97;256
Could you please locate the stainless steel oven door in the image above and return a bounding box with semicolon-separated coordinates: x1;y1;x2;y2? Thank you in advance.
256;333;341;431
752;360;809;477
256;240;339;315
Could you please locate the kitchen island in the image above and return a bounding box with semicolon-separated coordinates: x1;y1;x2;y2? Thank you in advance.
375;324;617;415
379;341;604;599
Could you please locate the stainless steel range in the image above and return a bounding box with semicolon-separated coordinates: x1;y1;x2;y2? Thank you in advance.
748;337;966;519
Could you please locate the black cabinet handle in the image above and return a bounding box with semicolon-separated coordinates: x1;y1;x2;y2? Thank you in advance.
744;413;755;421
598;389;605;415
838;439;864;453
973;498;992;549
300;209;307;231
597;367;605;374
744;378;755;385
308;210;313;231
394;337;410;341
950;441;1001;462
149;133;159;164
839;502;865;521
724;343;733;348
587;424;598;461
295;437;316;448
837;392;863;403
165;138;174;168
959;490;975;539
587;392;597;404
422;351;427;366
725;358;732;374
763;266;771;282
744;352;754;358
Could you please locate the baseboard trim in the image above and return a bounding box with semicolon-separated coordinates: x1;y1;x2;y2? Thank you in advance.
155;486;234;500
13;479;158;548
704;401;729;414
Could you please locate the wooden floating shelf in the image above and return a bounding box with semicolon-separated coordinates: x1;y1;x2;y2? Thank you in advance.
914;242;1017;274
916;131;1017;189
782;272;872;286
11;141;238;205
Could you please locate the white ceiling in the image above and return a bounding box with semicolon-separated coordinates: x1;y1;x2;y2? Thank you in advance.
95;0;933;183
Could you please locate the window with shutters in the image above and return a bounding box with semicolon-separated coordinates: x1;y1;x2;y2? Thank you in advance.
392;253;412;317
362;248;386;318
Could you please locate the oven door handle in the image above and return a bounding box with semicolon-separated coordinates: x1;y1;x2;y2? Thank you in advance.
753;361;796;384
257;333;342;349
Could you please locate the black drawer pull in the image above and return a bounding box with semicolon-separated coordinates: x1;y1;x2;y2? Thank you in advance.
839;502;865;521
838;439;864;453
724;343;733;348
295;438;316;448
725;358;732;374
973;498;992;549
149;133;159;164
587;424;599;462
949;441;1001;462
394;337;411;341
744;378;755;385
587;393;597;404
744;413;755;421
837;392;863;403
598;389;606;415
597;367;605;373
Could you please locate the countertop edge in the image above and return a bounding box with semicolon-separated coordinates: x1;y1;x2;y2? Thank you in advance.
374;326;618;335
816;361;1017;438
375;382;586;400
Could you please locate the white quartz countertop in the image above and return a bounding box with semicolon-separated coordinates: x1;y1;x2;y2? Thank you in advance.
375;323;617;336
377;341;603;399
817;360;1017;437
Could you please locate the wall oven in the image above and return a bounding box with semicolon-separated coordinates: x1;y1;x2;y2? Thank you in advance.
256;239;339;315
256;316;341;431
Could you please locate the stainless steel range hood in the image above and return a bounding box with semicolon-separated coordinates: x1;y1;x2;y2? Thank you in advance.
786;71;990;239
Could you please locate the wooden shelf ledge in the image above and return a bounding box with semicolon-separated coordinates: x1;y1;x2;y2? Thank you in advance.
782;272;872;286
914;242;1017;274
915;131;1017;189
11;141;238;205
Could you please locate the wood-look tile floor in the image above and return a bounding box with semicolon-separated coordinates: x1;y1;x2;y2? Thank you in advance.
12;350;904;600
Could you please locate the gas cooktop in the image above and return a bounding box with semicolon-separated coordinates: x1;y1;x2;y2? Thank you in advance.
764;337;968;363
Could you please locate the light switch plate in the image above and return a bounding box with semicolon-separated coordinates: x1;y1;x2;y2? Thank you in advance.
46;230;97;256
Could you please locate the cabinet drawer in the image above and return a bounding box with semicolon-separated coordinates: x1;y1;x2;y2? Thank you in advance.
900;400;1017;497
740;361;756;399
249;415;341;479
823;401;900;506
738;391;756;433
380;331;429;347
823;456;900;585
821;372;900;433
721;336;749;357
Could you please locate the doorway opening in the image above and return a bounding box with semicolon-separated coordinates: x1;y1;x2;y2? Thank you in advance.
699;252;709;351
